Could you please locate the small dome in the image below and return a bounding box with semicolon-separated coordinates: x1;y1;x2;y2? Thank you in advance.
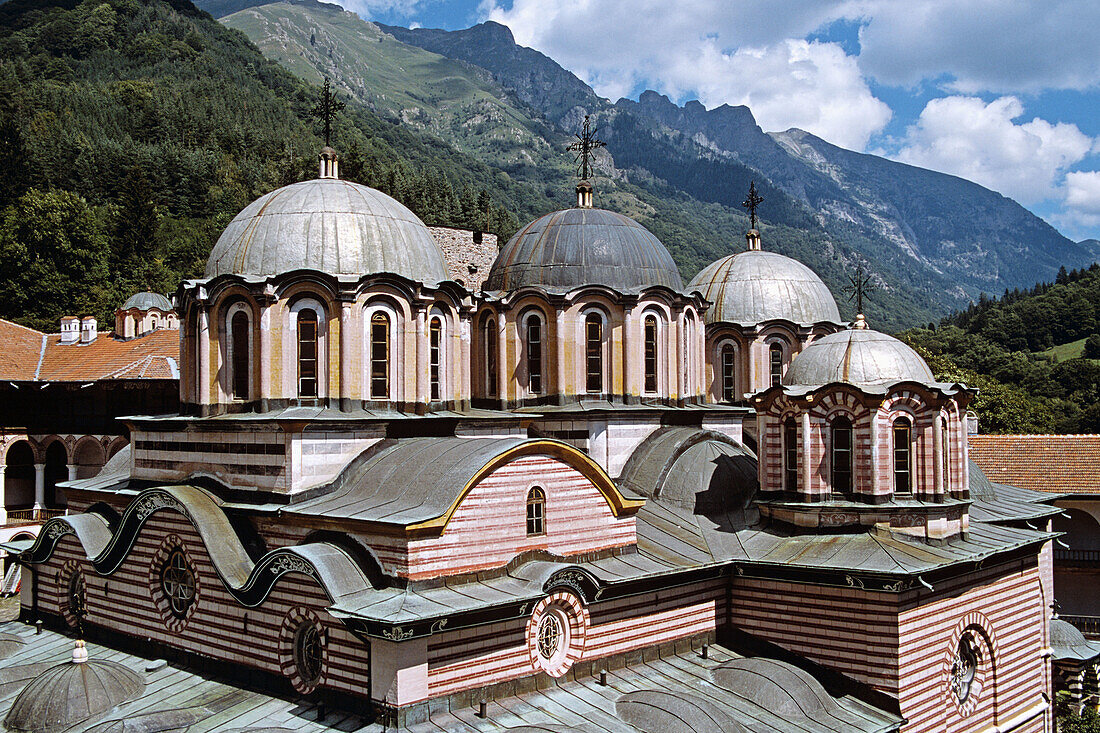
783;328;934;387
485;208;684;294
4;655;144;733
1050;618;1100;661
120;292;172;312
205;178;448;283
688;251;841;326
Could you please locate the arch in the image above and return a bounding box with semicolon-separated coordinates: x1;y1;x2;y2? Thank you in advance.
3;441;35;513
1055;509;1100;551
481;311;498;398
225;303;253;402
106;437;128;460
44;441;68;509
783;416;798;492
769;342;785;387
682;309;697;396
526;486;546;536
940;413;951;494
364;301;399;401
72;437;107;480
830;416;853;494
288;297;327;400
581;308;608;395
521;308;546;396
893;416;912;494
642;310;665;395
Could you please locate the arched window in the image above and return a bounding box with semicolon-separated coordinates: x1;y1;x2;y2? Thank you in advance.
585;313;603;394
429;316;443;402
644;315;658;393
370;311;390;399
526;313;543;394
485;317;497;397
941;415;950;492
770;343;784;386
893;417;912;494
831;417;853;493
231;311;249;401
526;486;546;536
721;344;736;402
297;310;319;399
783;417;798;491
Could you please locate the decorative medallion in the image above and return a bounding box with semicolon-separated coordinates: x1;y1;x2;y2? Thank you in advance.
148;535;200;633
279;607;327;694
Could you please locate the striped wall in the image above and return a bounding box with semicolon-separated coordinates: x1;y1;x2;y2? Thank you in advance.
30;510;371;698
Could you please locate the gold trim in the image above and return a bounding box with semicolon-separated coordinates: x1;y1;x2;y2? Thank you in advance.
407;439;644;534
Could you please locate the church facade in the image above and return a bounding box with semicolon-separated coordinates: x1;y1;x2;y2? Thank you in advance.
12;147;1057;733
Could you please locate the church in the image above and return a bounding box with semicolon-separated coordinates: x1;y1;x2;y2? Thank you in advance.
6;132;1059;732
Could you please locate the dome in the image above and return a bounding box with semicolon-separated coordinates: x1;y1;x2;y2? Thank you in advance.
4;650;145;733
783;328;934;387
120;292;172;312
1050;618;1100;661
205;178;448;283
688;250;841;326
484;208;684;294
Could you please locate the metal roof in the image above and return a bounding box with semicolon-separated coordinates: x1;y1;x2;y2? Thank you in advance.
119;292;172;312
3;655;144;733
1050;618;1100;663
205;178;448;283
484;208;684;294
783;329;934;387
688;250;841;326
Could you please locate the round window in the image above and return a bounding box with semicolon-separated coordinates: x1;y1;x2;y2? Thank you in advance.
950;634;978;704
537;612;562;662
160;548;196;619
294;621;323;687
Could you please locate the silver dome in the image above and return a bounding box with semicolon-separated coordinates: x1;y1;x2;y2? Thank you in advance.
120;292;172;312
783;329;934;387
205;178;448;282
485;208;684;294
688;251;841;326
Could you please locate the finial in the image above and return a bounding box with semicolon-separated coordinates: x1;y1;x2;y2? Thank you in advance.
844;263;875;329
310;76;345;164
567;115;606;207
742;180;763;231
72;639;88;664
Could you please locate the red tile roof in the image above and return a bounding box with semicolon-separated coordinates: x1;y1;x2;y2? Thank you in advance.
969;434;1100;495
0;319;178;382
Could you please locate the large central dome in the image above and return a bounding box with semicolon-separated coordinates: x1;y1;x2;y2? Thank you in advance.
205;178;448;283
484;208;684;294
688;250;841;326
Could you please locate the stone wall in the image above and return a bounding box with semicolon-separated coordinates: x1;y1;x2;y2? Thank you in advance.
429;227;498;292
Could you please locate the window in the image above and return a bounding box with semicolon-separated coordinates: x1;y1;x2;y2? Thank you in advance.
770;343;784;386
294;621;323;687
68;569;86;621
231;311;249;400
537;612;562;661
585;314;603;393
429;317;442;402
941;416;950;492
894;418;912;493
644;315;658;393
950;634;978;704
783;418;798;491
297;310;318;399
370;312;389;399
721;345;736;402
526;314;543;394
161;548;196;619
526;486;546;536
485;318;497;397
831;417;853;493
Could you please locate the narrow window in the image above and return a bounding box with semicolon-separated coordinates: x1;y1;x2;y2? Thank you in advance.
721;345;736;402
526;486;546;535
429;317;442;402
831;417;853;493
297;310;318;399
370;312;389;399
644;315;658;393
231;311;249;400
486;318;497;397
527;314;543;394
894;417;912;493
941;415;950;492
784;418;798;491
770;343;783;386
585;314;603;393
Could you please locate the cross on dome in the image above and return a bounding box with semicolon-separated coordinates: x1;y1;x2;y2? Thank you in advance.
310;77;345;148
742;180;763;231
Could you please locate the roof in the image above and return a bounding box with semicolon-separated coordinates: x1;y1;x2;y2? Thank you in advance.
204;177;448;283
688;250;842;326
484;208;685;294
0;624;901;732
0;319;45;380
119;292;172;312
969;434;1100;495
1050;618;1100;663
36;330;178;381
784;328;934;387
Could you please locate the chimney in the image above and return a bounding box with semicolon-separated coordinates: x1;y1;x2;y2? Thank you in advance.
60;316;80;344
966;410;979;436
80;317;97;344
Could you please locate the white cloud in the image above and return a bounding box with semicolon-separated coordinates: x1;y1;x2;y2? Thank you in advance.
483;1;889;149
892;96;1093;205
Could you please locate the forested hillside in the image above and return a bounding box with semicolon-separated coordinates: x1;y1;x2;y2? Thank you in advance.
899;263;1100;434
0;0;532;331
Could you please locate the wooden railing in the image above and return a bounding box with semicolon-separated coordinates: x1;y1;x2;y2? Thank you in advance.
4;508;66;524
1062;616;1100;636
1055;549;1100;563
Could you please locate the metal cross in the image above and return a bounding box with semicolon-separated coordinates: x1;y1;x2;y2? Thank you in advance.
742;180;764;230
310;77;346;147
567;115;606;181
845;263;875;314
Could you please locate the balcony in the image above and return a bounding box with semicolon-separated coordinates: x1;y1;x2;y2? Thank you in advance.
2;507;66;526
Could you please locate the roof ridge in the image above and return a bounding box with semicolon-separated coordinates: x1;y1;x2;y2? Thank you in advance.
33;333;46;380
0;318;45;336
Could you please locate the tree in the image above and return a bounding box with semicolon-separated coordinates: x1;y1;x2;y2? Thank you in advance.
1085;334;1100;360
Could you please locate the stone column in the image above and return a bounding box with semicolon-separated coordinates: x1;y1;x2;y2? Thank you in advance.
622;306;634;402
497;311;509;406
0;464;6;525
67;464;77;481
869;416;881;497
339;301;353;412
33;463;44;512
555;310;566;405
932;416;944;500
416;308;428;408
459;319;472;407
197;305;210;411
801;410;812;498
259;303;273;411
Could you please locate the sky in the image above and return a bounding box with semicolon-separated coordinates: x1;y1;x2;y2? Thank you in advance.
346;0;1100;242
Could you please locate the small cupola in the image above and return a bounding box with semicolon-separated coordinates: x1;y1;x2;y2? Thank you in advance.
576;179;594;208
319;146;339;180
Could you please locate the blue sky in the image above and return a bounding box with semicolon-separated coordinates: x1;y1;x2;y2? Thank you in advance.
348;0;1100;242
